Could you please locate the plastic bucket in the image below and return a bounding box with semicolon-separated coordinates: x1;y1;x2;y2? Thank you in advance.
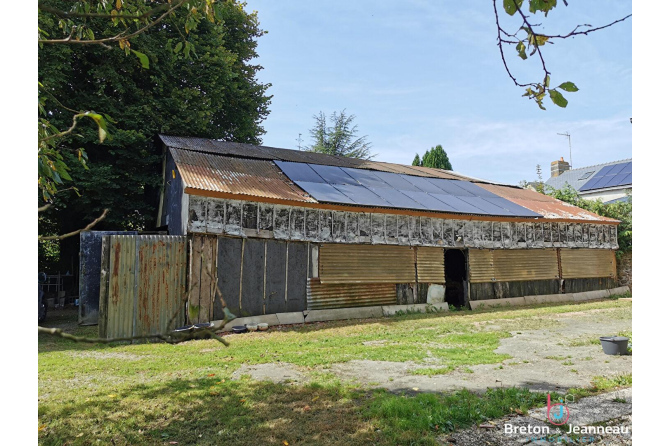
599;336;629;355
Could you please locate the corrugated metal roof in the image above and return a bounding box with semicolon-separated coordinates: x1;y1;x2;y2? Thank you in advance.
545;158;632;192
160;135;482;183
171;148;316;203
478;184;617;223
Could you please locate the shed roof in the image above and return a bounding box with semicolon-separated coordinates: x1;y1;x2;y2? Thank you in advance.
163;135;617;224
160;135;481;182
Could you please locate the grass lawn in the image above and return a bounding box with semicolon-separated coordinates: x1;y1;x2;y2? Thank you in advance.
38;299;632;445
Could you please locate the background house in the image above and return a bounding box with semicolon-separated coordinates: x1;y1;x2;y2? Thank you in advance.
545;157;632;204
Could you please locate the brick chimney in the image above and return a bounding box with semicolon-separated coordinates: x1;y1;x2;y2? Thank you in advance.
550;157;570;177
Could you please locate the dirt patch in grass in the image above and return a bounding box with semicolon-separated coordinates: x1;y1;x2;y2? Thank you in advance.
69;351;144;361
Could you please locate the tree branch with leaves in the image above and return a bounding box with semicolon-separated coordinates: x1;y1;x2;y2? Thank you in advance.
493;0;631;109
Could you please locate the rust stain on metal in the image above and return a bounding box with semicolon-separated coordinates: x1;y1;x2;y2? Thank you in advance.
307;278;396;309
560;249;616;279
469;248;560;283
416;247;445;283
171;148;316;203
319;244;416;284
478;184;618;223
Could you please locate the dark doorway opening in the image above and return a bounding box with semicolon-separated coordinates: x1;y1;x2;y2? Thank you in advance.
444;249;466;307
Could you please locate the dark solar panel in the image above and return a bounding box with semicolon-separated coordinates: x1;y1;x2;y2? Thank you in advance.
580;162;632;191
428;194;481;213
274;160;324;183
458;196;514;216
333;184;391;207
371;171;421;191
341;167;390;188
295;181;355;203
482;197;539;217
276;162;542;217
402;191;459;212
369;188;426;209
309;164;359;185
399;175;444;193
450;180;500;198
426;178;475;196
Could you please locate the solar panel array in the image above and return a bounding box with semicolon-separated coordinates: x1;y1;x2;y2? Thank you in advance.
275;161;540;217
579;161;632;192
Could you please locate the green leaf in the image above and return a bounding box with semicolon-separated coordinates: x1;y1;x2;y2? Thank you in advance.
174;42;183;54
549;89;568;108
503;0;524;16
529;34;549;46
558;82;579;92
131;50;150;69
529;0;557;16
516;42;527;60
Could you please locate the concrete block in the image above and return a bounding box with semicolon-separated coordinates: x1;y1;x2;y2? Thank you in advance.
426;284;446;304
427;302;450;312
607;286;630;297
304;306;383;323
220;314;280;331
574;290;609;302
469;297;526;310
276;312;305;325
524;294;570;305
382;304;427;316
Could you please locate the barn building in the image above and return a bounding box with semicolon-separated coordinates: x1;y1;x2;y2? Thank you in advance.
156;135;619;322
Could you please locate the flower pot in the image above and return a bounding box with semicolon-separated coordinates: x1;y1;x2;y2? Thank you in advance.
599;336;629;355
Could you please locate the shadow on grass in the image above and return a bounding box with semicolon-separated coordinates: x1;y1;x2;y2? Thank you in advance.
38;376;568;446
38;377;381;446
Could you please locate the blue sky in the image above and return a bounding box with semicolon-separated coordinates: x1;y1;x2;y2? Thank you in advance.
243;0;632;185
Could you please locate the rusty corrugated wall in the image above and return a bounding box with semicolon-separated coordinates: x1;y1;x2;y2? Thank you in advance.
469;249;560;283
560;249;616;279
99;235;187;340
416;247;445;283
306;279;396;309
319;244;416;284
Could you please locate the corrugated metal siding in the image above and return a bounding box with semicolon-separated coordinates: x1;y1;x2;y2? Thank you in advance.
171;148;315;202
469;249;560;283
416;247;445;283
307;278;396;309
319;244;415;284
560;249;616;279
100;235;187;340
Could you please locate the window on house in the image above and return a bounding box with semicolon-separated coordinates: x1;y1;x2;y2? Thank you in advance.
578;171;595;180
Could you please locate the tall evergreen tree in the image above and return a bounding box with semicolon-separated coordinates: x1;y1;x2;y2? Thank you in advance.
411;145;453;170
38;1;271;270
307;110;373;159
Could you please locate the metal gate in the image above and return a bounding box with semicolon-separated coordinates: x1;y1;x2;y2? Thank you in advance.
99;235;188;339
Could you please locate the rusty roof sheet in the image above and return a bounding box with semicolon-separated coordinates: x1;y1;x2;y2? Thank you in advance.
171;148;315;203
478;184;618;223
160;135;483;183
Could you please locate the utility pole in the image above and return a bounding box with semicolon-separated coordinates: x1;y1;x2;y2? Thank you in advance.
557;132;572;168
296;133;303;150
